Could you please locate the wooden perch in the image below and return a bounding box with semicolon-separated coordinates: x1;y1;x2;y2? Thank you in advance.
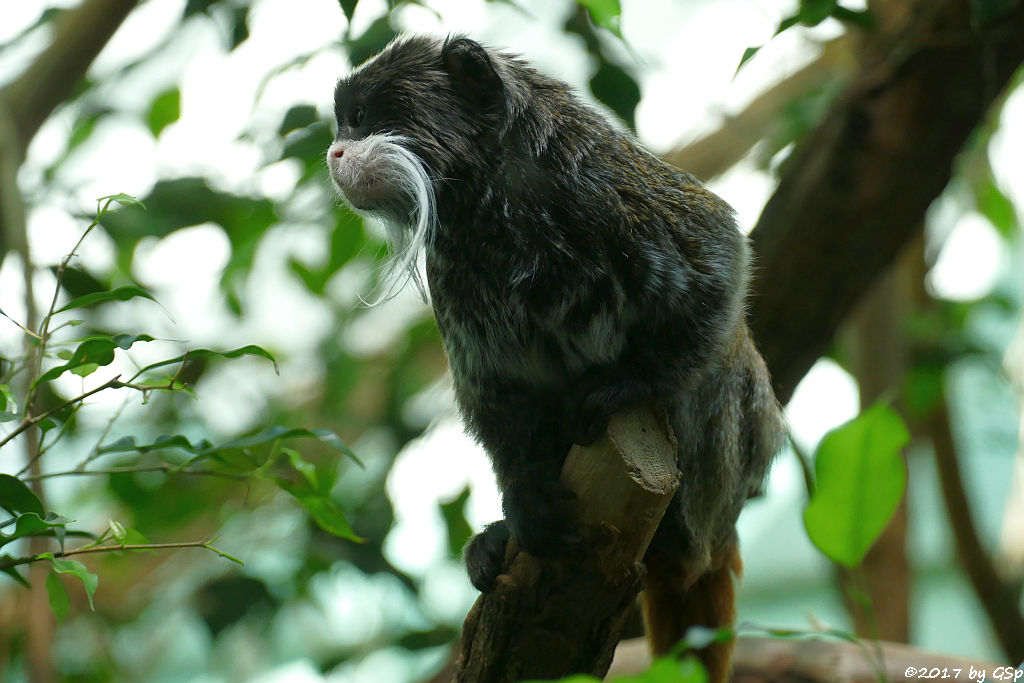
608;636;1004;682
454;405;679;682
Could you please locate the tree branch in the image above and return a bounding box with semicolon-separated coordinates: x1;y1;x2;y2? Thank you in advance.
454;406;679;682
607;636;1003;681
929;396;1024;663
0;0;139;161
663;36;855;181
746;0;1024;404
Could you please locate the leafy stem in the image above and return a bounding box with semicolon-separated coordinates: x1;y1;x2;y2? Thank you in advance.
0;538;243;572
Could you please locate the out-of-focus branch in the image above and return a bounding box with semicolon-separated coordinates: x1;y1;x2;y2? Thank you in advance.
746;0;1024;404
663;36;855;181
606;636;1002;681
0;0;138;161
929;397;1024;663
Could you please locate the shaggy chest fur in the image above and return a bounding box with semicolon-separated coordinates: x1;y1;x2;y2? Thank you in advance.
426;224;628;391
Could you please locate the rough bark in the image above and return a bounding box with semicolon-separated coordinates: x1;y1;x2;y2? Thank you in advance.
748;0;1024;404
454;407;679;682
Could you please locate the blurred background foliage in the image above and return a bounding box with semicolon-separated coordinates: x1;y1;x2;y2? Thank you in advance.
0;0;1022;681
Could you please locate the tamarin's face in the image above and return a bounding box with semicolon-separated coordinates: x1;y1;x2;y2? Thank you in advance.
327;36;507;219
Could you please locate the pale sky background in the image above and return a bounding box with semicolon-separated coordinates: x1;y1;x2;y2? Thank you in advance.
1;0;1022;679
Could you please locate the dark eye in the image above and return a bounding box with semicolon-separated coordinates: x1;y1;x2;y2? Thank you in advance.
349;106;365;128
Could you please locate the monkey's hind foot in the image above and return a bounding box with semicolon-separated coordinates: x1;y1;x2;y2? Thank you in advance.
463;520;511;593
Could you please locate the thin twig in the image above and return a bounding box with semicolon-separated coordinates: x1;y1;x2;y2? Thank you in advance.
0;538;243;571
22;464;248;482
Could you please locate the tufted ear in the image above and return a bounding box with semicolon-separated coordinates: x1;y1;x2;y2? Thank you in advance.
441;36;504;108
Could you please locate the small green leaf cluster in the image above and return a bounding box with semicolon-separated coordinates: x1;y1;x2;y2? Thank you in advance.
0;195;360;619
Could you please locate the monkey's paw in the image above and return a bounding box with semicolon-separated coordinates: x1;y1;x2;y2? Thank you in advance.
464;521;512;593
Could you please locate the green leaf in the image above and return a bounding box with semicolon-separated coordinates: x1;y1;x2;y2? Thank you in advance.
0;513;68;548
803;402;909;567
35;334;155;385
832;6;875;28
147;88;181;137
279;104;320;135
975;175;1018;239
577;0;622;35
797;0;837;25
129;344;279;379
229;6;249;49
0;474;45;515
0;383;13;412
735;46;762;76
40;553;98;610
608;655;707;682
53;285;156;315
969;0;1017;26
219;426;359;464
339;0;359;22
1;559;30;587
1;565;30;586
46;571;70;622
277;481;363;541
589;61;641;130
98;433;213;456
98;192;145;210
440;487;473;558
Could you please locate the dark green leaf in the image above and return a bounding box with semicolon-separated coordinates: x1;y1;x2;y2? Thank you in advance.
229;6;249;49
46;571;70;621
339;0;359;21
797;0;837;25
220;427;359;465
970;0;1016;26
1;560;31;587
0;565;29;585
0;513;68;548
52;265;108;300
35;334;154;385
130;344;278;380
440;487;473;557
398;625;459;651
184;0;217;17
905;364;945;419
37;418;56;433
40;553;98;610
345;16;398;66
832;6;875;28
975;175;1018;239
803;402;909;567
276;479;362;541
589;61;641;130
53;286;156;315
98;179;277;295
279;104;319;135
98;433;214;456
147;88;181;137
736;46;762;75
0;474;45;515
0;383;13;412
775;14;801;34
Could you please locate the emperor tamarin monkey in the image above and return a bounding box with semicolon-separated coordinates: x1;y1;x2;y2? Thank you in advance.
327;35;783;680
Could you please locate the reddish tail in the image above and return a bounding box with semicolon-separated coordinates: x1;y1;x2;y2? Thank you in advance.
641;541;742;683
